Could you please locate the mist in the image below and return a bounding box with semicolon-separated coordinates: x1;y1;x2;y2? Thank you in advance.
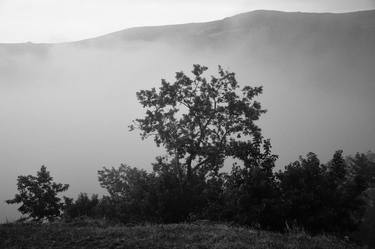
1;10;374;222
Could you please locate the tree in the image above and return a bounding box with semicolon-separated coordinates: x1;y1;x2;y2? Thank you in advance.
223;137;279;229
225;156;280;230
350;151;375;247
129;64;277;222
327;151;370;233
98;164;159;223
277;151;370;234
328;150;347;183
130;64;271;182
63;193;99;219
347;152;375;188
6;165;69;221
277;153;334;233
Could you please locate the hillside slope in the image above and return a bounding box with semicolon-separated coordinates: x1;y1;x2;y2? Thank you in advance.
78;10;375;47
0;222;361;249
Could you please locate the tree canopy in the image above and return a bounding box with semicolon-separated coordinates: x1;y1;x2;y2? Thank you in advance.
130;64;275;180
6;165;69;221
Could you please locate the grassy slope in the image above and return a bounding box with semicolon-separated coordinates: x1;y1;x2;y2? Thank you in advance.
0;222;361;249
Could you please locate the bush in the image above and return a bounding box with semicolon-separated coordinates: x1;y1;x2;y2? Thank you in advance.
97;164;159;223
63;193;99;219
90;150;372;235
277;151;369;234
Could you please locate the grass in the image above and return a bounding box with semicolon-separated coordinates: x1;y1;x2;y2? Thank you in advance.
0;220;362;249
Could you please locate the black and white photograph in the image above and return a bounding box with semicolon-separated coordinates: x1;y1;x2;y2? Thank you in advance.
0;0;375;248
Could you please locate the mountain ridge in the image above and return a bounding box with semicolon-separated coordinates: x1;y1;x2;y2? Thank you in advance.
0;9;374;46
74;9;375;47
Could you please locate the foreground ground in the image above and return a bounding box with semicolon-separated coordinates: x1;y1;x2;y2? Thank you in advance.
0;221;362;249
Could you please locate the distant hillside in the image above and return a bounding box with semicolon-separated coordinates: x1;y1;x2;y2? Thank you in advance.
0;222;361;249
2;10;375;55
78;9;375;50
2;10;374;93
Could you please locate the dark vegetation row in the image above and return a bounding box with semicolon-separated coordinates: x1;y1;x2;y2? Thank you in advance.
5;65;375;247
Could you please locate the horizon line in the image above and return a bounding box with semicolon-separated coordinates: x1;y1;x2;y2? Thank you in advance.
1;8;374;45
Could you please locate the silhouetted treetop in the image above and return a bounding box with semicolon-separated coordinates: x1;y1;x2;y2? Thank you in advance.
130;64;272;179
6;165;69;221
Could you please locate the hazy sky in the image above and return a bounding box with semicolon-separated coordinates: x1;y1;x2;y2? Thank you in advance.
0;0;374;43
